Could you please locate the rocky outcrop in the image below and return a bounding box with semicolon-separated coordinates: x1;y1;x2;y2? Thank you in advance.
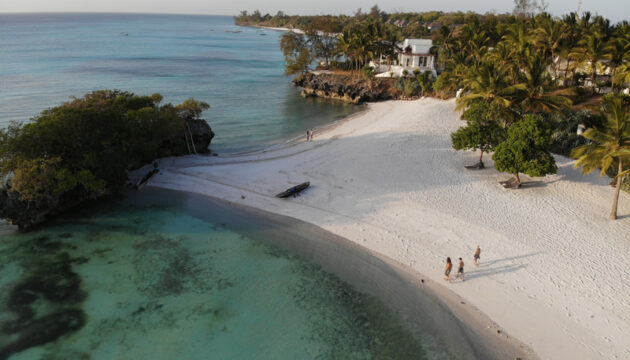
292;73;395;104
187;119;214;154
160;119;215;156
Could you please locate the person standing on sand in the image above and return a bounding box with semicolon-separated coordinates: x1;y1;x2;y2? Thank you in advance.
456;258;465;281
444;257;452;281
306;130;310;142
474;245;481;266
309;129;314;141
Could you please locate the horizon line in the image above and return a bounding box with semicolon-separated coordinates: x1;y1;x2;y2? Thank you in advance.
0;11;237;17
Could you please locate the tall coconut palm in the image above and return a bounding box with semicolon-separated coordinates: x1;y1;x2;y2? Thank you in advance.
615;63;630;90
501;22;534;83
559;12;581;85
337;29;358;71
456;62;518;124
465;31;491;65
603;36;629;92
513;54;573;113
571;94;630;220
533;17;567;79
486;42;519;84
570;31;608;89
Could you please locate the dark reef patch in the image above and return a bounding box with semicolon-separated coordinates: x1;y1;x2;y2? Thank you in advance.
133;236;233;297
0;253;87;359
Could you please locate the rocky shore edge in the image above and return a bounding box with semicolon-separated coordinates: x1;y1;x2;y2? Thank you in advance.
292;73;397;104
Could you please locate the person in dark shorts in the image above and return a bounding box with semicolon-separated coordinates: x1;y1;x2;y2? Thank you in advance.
456;257;465;281
474;245;481;266
444;257;452;281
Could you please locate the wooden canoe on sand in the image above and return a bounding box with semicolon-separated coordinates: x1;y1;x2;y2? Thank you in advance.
276;182;310;198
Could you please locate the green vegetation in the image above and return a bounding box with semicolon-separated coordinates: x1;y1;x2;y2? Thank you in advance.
493;114;558;187
280;32;314;75
572;94;630;219
0;90;211;226
451;102;506;168
239;6;630;218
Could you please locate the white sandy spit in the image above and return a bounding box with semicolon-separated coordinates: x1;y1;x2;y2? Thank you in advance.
253;25;305;34
149;98;630;360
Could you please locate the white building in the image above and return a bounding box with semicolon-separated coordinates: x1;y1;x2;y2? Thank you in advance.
372;39;437;78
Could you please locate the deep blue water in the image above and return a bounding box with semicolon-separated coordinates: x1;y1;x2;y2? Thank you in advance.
0;13;360;153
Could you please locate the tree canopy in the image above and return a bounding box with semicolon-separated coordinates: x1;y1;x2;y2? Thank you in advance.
451;101;507;167
492;114;557;185
0;90;210;203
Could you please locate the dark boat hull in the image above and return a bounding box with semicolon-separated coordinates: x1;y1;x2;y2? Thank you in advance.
276;182;310;198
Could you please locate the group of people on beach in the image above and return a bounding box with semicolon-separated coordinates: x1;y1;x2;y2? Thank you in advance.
444;245;481;282
305;129;314;141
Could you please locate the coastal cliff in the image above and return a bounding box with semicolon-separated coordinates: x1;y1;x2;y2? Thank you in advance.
293;73;396;104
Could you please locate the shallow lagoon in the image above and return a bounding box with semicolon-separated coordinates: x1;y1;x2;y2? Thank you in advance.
0;189;455;359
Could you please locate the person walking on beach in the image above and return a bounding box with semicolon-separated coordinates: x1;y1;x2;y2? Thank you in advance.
444;257;452;281
474;245;481;266
306;130;310;142
309;129;314;141
456;258;465;281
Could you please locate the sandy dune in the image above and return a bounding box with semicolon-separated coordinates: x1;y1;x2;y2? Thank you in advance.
149;98;630;360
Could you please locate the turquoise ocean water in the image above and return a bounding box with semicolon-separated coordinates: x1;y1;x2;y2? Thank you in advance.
0;13;470;359
0;13;360;153
0;189;456;359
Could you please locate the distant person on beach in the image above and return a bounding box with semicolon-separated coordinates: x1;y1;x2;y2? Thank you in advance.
309;129;314;141
456;258;465;281
306;130;310;142
444;257;452;281
474;245;481;266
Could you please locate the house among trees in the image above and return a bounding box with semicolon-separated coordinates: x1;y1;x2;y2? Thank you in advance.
427;22;442;31
373;39;437;78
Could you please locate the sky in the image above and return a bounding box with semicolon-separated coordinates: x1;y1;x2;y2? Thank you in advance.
0;0;628;23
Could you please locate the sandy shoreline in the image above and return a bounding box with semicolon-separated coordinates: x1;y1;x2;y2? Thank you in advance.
147;98;630;360
241;24;305;34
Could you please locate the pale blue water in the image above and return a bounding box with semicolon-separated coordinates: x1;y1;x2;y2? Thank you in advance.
0;13;360;153
0;189;456;359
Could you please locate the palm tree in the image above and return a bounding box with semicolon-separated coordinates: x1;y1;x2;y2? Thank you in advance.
533;17;567;79
513;54;573;113
501;22;534;84
571;94;630;220
603;36;629;92
559;12;581;85
456;62;518;124
465;31;491;65
615;63;630;90
570;31;608;90
485;41;519;84
337;29;357;71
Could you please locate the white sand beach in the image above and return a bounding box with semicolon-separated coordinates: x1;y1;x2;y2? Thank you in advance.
148;98;630;360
